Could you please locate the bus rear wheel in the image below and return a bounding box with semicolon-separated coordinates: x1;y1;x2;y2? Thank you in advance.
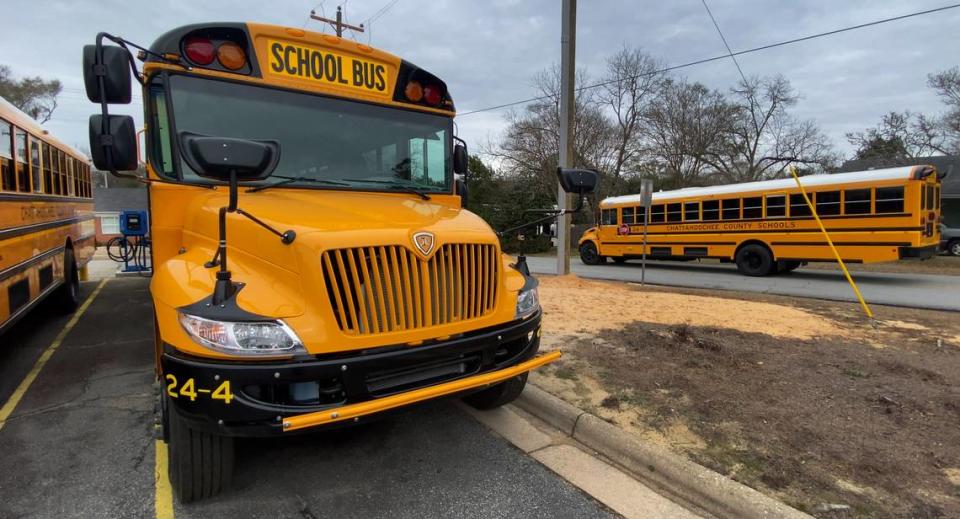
949;240;960;256
579;242;603;265
55;248;81;312
735;244;774;277
167;396;234;503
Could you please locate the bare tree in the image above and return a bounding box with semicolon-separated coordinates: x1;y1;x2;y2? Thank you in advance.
641;79;732;188
701;75;835;183
488;66;617;199
596;46;665;185
846;111;944;165
0;65;62;123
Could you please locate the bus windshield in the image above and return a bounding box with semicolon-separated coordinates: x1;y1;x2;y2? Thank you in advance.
150;74;452;193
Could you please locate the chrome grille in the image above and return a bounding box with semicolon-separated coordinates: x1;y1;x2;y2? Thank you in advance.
321;243;499;335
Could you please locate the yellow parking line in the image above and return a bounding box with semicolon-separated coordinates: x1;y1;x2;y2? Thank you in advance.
0;278;109;433
155;439;174;519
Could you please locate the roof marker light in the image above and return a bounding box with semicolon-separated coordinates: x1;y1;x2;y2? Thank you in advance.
184;36;215;65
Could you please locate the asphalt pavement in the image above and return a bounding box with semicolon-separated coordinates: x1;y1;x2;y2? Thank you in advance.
0;278;617;519
526;256;960;311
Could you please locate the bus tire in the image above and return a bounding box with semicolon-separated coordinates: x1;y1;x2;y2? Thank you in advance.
168;398;234;503
463;373;528;410
56;247;81;312
949;240;960;256
735;243;774;277
579;242;603;265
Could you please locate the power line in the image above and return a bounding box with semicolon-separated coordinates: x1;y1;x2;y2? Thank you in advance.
459;3;960;116
363;0;400;26
700;0;749;86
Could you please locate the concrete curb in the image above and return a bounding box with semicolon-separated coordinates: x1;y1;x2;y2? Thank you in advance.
516;384;812;519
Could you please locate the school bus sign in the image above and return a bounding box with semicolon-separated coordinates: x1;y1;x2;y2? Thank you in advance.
266;40;390;96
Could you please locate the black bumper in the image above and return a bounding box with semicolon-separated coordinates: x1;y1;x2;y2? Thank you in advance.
899;244;938;259
162;311;541;436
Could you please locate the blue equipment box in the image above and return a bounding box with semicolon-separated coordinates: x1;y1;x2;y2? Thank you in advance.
119;210;149;236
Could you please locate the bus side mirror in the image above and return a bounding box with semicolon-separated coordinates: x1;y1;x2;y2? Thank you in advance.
82;44;132;104
179;133;280;182
557;167;598;195
88;115;138;171
453;143;468;175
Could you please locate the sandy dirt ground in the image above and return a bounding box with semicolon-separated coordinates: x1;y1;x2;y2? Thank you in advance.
533;275;960;518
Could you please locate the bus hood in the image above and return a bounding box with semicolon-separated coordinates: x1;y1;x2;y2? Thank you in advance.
183;188;497;276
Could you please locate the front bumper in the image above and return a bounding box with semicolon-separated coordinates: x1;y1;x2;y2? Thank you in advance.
162;311;546;436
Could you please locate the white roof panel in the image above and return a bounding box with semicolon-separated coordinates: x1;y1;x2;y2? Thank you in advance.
602;166;922;206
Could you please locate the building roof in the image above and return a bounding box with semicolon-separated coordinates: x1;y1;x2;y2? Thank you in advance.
93;186;148;212
839;155;960;197
602;166;922;206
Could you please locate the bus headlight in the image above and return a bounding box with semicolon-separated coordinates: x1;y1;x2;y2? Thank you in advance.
515;287;540;319
178;312;305;355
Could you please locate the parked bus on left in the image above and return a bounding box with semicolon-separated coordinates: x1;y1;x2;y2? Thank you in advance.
0;96;95;333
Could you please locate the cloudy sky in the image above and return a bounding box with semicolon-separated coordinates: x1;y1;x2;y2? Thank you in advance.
3;0;960;161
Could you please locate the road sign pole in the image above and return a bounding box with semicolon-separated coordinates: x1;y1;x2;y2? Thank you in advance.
640;179;652;286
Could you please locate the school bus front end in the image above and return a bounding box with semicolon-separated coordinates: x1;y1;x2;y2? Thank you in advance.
83;22;554;501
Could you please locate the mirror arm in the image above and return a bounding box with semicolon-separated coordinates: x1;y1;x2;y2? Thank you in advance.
496;192;587;238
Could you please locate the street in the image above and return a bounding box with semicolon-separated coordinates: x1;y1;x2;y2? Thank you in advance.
0;279;618;519
526;257;960;312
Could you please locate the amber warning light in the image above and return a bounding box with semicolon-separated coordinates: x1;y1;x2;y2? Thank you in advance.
183;36;247;71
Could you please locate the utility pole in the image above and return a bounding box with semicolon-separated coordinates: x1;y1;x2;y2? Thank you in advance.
310;6;365;38
557;0;576;275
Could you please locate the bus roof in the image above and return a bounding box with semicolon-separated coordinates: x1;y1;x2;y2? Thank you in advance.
601;166;930;207
0;95;89;162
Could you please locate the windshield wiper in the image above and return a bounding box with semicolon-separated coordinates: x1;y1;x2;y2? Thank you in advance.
247;175;349;193
339;179;434;200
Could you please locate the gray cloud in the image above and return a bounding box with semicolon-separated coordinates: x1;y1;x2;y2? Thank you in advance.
2;0;958;159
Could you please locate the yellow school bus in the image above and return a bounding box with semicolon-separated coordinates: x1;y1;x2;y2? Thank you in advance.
579;166;942;276
82;22;592;501
0;97;94;333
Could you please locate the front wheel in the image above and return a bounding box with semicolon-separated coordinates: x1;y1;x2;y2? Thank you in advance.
579;242;603;265
463;373;528;410
735;244;774;277
167;396;234;503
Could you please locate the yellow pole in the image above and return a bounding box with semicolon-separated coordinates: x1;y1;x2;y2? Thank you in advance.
790;167;873;319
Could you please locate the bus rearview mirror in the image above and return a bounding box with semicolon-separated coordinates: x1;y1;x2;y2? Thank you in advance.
88;114;138;171
557;167;598;195
179;133;280;182
82;45;133;104
453;143;468;175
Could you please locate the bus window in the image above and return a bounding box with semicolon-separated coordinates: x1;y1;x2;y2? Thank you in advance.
667;202;682;222
601;208;617;225
935;186;940;210
622;206;634;224
683;201;700;221
721;198;740;220
844;188;871;215
651;204;665;223
790;193;811;217
0;119;13;191
875;186;904;213
743;197;762;219
702;200;719;220
765;195;786;218
636;205;647;223
29;136;41;193
42;143;53;194
816;190;841;216
15;129;28;192
926;185;935;211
